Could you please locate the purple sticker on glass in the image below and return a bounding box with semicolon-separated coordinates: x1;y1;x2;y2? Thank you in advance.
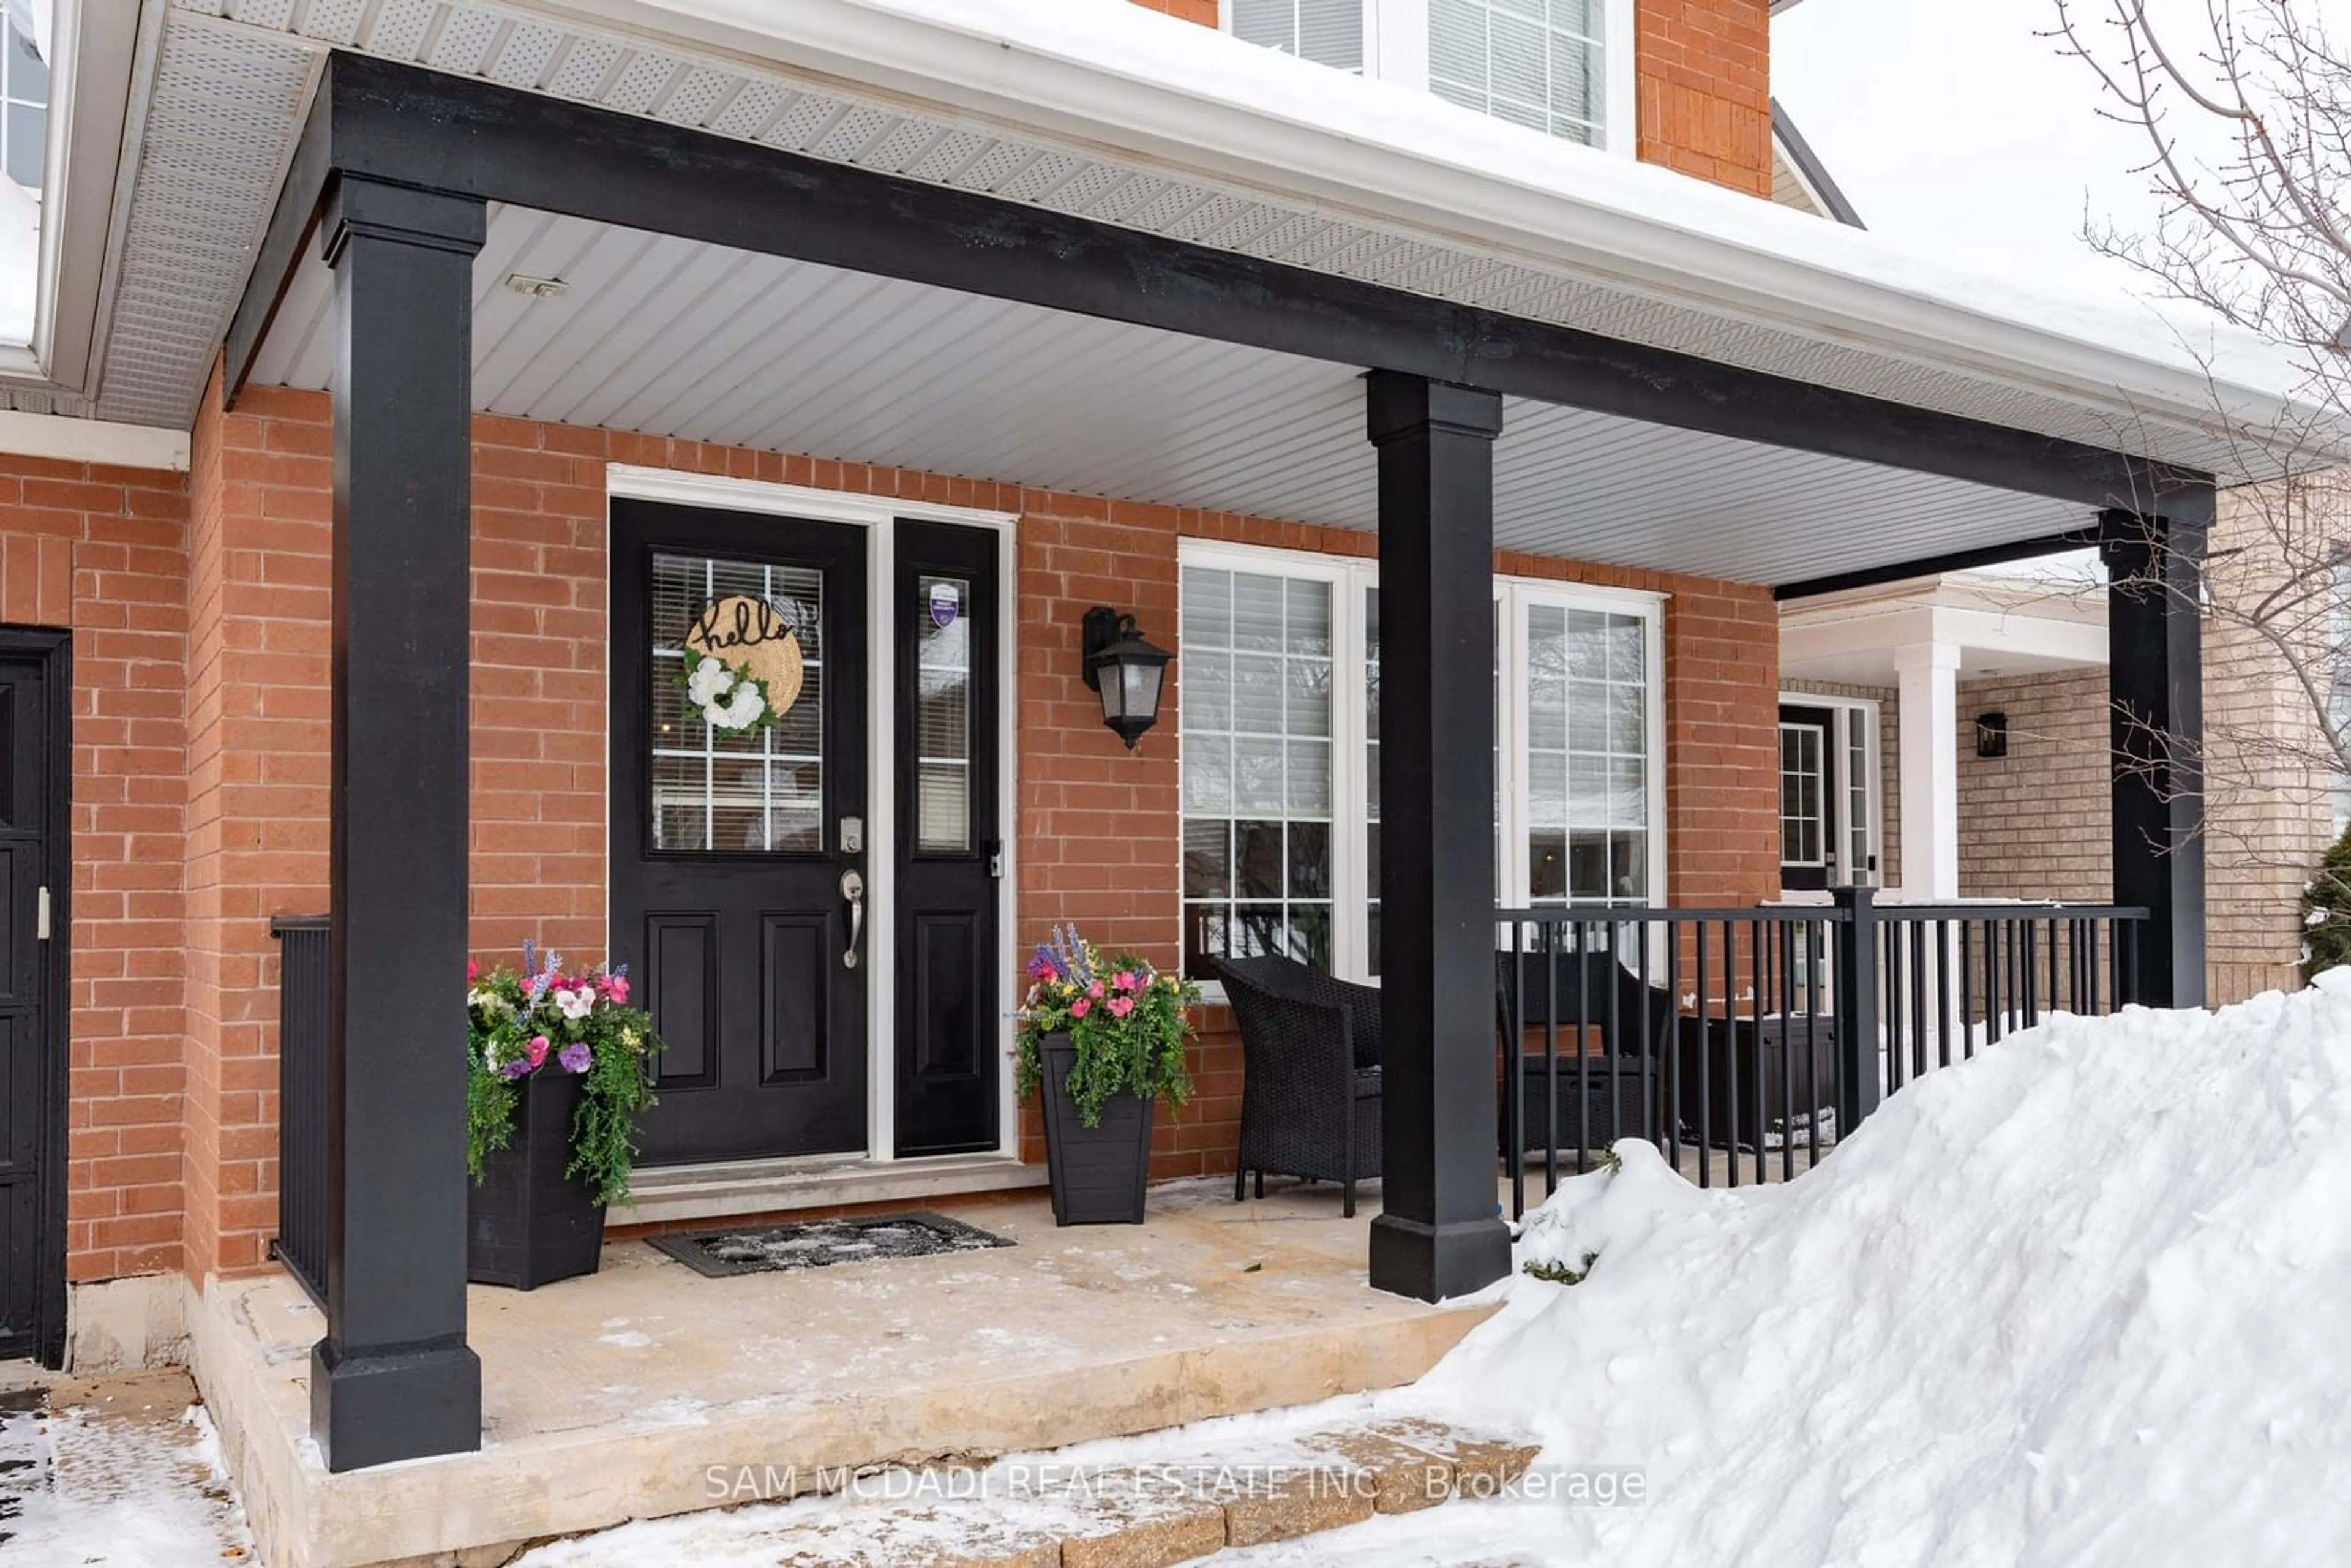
929;581;960;630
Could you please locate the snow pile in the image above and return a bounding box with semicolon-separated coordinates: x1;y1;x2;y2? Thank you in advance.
1378;975;2351;1566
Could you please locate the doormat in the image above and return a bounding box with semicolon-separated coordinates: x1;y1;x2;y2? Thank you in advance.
647;1211;1014;1278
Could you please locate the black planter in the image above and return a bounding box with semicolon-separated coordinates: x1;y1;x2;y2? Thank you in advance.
1038;1033;1155;1225
467;1067;606;1289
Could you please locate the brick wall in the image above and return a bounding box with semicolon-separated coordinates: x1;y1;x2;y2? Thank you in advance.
1635;0;1772;196
121;383;1783;1271
0;452;189;1284
1127;0;1217;24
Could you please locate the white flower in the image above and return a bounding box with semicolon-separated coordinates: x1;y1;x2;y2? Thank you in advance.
709;681;767;730
554;986;594;1021
686;657;735;707
468;988;511;1016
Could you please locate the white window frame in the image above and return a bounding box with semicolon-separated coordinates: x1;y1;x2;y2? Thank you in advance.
1777;690;1884;887
1223;0;1637;158
1178;538;1665;987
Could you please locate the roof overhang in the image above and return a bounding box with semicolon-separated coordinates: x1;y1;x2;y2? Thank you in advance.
45;0;2340;490
0;0;149;412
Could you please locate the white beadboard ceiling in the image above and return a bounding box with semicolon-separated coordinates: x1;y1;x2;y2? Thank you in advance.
42;0;2298;497
248;205;2085;586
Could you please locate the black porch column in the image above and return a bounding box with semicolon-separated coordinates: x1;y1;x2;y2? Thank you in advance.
313;174;486;1470
1365;371;1512;1302
2099;506;2208;1008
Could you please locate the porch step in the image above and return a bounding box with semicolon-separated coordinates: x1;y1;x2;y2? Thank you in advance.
539;1417;1540;1566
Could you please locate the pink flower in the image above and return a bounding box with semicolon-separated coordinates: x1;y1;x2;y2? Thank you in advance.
1108;996;1134;1018
1070;997;1091;1019
1087;980;1106;999
467;960;479;983
525;1034;550;1068
1114;970;1138;991
606;975;629;1004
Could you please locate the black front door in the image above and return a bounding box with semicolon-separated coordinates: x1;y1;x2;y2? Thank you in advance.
0;631;64;1365
893;522;1001;1156
1778;703;1839;893
611;501;869;1165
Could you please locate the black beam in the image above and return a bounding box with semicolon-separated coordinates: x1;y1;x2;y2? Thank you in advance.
313;173;486;1471
1774;527;2104;599
226;51;2212;514
1365;371;1512;1303
2100;506;2207;1008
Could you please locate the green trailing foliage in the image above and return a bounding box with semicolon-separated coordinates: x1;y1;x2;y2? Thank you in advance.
465;942;664;1207
1015;926;1199;1128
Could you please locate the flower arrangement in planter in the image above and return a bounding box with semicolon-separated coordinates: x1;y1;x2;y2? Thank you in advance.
463;940;663;1288
1015;926;1199;1225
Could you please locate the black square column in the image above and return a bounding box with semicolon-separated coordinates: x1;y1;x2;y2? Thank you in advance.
312;174;487;1471
2099;506;2208;1009
1365;371;1512;1302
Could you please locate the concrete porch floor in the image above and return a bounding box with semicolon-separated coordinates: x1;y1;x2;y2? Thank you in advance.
195;1178;1499;1568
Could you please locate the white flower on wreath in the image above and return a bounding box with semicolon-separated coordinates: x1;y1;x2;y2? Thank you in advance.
706;680;767;730
553;986;595;1021
685;656;735;707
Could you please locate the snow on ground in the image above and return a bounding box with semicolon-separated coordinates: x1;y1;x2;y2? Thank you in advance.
1246;973;2351;1566
0;1371;254;1565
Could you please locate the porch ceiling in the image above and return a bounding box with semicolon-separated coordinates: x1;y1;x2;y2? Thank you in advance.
248;205;2085;587
29;0;2336;498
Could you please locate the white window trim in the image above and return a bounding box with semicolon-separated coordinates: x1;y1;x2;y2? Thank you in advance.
1224;0;1637;158
1777;689;1884;886
1178;538;1667;988
606;465;1024;1165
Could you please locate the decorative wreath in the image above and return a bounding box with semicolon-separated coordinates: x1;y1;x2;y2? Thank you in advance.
675;594;805;735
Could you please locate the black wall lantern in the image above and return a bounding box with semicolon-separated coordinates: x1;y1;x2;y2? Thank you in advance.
1976;711;2009;759
1082;606;1173;750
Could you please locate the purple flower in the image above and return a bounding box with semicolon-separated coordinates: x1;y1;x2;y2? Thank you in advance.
500;1056;533;1080
558;1041;593;1075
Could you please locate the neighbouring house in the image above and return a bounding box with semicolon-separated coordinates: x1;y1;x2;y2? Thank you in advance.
1779;508;2339;1007
0;0;2332;1562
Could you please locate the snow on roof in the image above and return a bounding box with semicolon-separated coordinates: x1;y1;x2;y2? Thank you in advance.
607;0;2331;465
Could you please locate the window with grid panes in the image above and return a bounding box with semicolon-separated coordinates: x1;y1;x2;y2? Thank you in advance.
1180;566;1337;974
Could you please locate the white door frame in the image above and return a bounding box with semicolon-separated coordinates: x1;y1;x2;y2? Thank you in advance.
606;465;1023;1164
1777;689;1884;887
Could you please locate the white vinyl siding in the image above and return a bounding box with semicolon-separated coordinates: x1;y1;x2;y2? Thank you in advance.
1231;0;1365;71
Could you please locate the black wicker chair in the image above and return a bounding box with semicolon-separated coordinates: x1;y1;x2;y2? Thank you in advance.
1215;956;1383;1218
1494;947;1672;1153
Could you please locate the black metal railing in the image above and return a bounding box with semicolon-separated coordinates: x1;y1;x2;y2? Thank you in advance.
1493;890;2145;1217
270;913;331;1306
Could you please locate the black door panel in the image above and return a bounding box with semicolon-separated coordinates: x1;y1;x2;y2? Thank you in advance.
893;522;1000;1157
0;633;62;1365
610;502;868;1165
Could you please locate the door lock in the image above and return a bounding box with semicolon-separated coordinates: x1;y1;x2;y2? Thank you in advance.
840;868;866;970
838;816;864;855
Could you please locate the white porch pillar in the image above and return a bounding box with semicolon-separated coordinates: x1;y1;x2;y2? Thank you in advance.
1894;642;1962;900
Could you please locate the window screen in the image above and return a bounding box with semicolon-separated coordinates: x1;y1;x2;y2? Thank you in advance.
1232;0;1365;71
1429;0;1605;146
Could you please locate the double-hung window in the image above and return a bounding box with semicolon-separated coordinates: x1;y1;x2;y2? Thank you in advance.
1226;0;1632;153
1181;540;1663;984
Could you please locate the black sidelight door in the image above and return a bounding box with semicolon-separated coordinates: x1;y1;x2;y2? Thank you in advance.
611;501;869;1165
1777;703;1839;893
892;522;1001;1157
0;631;65;1365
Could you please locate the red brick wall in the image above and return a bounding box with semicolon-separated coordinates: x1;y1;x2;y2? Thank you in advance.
1635;0;1772;196
1128;0;1218;25
0;451;189;1284
130;386;1780;1275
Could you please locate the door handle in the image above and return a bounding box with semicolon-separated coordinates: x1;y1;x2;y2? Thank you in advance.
840;868;865;970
